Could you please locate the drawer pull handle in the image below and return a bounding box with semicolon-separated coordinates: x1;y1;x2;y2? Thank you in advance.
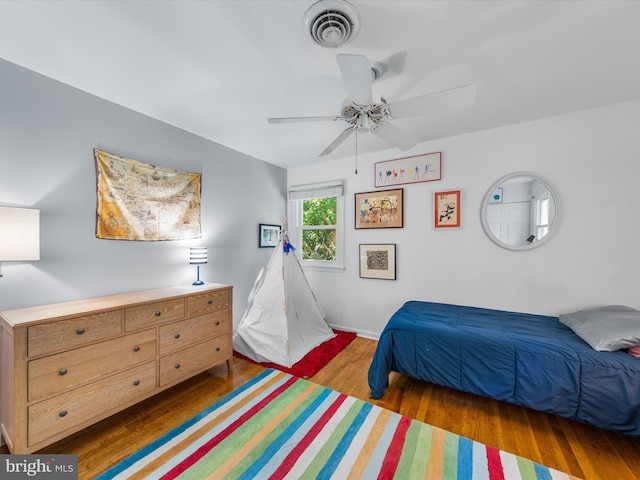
174;333;180;339
208;300;213;304
155;311;162;316
133;380;140;386
76;328;85;335
133;346;140;352
175;363;181;369
215;321;220;326
59;368;68;376
216;347;220;352
59;410;68;418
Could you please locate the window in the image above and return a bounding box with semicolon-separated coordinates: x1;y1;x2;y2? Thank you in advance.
289;181;344;270
302;197;337;261
536;194;549;239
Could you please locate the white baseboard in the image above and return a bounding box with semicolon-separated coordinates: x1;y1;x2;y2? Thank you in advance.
329;324;380;341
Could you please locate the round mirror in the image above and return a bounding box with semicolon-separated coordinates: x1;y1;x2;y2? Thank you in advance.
480;172;560;250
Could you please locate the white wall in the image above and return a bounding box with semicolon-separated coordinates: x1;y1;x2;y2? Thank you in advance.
288;99;640;338
0;59;287;322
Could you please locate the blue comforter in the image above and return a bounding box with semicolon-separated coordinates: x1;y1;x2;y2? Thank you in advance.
368;301;640;436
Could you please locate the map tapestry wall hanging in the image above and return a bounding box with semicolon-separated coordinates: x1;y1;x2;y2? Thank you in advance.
95;149;202;241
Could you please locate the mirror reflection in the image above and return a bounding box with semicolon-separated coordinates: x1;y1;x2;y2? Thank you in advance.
481;173;558;250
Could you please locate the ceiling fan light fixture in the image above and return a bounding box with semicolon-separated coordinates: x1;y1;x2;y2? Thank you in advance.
303;0;360;48
356;113;370;132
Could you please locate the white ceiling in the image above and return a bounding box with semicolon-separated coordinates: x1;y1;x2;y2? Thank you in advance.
1;0;639;170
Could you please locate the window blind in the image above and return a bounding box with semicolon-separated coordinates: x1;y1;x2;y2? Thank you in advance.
288;180;344;200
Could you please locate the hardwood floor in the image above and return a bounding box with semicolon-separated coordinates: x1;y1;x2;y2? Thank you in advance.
2;336;638;479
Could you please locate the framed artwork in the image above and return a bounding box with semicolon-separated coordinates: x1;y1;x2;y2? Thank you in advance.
434;190;461;229
489;187;503;203
374;152;441;187
259;223;280;247
355;188;403;229
359;244;396;280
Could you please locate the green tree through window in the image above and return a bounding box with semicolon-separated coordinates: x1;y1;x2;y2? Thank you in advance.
302;197;337;261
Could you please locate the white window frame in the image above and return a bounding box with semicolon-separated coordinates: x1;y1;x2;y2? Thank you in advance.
288;181;345;272
535;194;550;240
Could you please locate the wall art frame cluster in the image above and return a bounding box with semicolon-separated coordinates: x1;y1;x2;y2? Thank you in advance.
354;151;457;282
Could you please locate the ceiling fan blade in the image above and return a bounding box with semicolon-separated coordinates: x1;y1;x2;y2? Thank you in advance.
381;51;407;76
319;127;355;157
336;54;373;106
388;84;476;119
372;123;420;151
268;116;340;124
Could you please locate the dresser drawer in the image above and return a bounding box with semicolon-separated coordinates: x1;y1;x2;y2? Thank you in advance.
28;329;157;403
187;289;230;316
125;298;185;331
28;361;157;447
159;335;230;387
28;310;122;357
207;309;230;334
158;313;221;355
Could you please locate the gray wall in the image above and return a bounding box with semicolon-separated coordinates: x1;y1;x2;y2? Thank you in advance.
0;59;287;324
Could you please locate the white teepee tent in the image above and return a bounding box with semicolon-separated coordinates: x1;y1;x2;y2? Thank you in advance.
233;236;335;368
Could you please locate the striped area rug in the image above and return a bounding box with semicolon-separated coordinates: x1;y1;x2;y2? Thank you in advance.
96;369;580;479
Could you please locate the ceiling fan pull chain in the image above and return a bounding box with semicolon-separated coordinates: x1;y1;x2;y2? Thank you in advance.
354;129;358;175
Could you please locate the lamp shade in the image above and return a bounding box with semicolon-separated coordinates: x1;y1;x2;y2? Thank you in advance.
189;247;207;265
0;206;40;261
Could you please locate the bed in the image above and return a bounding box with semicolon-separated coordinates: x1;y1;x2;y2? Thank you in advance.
368;301;640;436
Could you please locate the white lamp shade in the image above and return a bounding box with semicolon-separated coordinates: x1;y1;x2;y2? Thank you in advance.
189;247;207;265
0;206;40;261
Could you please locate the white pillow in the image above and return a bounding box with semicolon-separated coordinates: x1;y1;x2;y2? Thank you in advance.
559;305;640;351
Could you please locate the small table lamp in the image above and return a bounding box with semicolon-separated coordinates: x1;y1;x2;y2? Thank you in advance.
0;206;40;277
189;247;207;285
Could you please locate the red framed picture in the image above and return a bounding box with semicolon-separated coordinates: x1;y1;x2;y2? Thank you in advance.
434;190;461;229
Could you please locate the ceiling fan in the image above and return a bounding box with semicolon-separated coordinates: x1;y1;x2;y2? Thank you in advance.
268;54;476;157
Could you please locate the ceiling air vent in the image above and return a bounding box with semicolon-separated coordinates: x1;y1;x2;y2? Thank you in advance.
303;0;360;48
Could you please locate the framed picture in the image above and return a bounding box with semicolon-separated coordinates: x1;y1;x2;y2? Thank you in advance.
434;190;461;229
374;152;441;187
355;188;403;229
259;223;280;247
359;244;396;280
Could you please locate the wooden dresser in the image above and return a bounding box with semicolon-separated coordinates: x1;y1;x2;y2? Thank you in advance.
0;283;232;454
